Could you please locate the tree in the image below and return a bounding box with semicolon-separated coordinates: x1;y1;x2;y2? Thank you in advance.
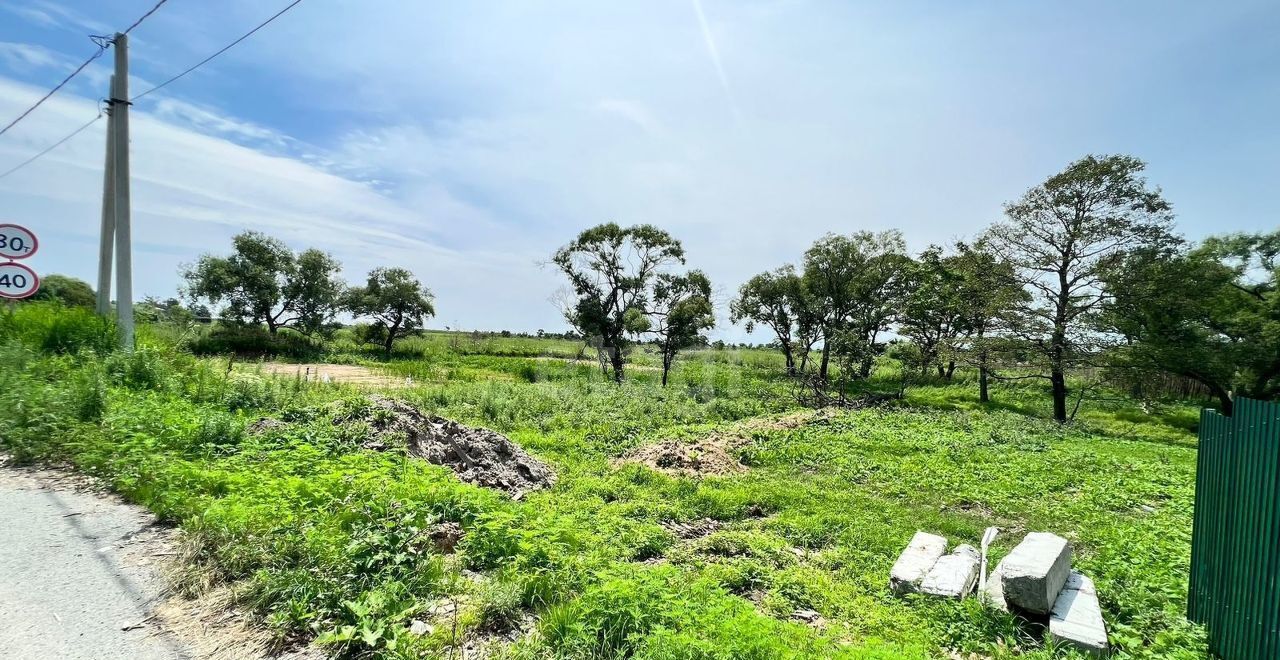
983;154;1174;422
30;274;95;308
137;296;195;325
1104;231;1280;415
802;230;909;379
650;270;715;386
183;232;344;335
897;247;966;379
552;223;685;383
730;265;814;375
290;249;346;336
947;242;1028;403
344;267;436;355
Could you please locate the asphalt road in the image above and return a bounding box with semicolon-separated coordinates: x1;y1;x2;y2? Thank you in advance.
0;466;188;659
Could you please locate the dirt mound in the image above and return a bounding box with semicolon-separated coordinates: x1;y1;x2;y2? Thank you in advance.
623;438;746;477
247;417;286;434
358;396;555;497
662;517;724;540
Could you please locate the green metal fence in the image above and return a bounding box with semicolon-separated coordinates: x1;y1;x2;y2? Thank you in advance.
1188;397;1280;659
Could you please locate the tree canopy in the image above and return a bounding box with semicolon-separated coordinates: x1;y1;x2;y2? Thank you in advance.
730;265;816;375
984;154;1174;421
345;267;436;355
30;274;95;308
650;270;715;386
1105;231;1280;414
802;230;909;379
183;231;344;335
552;223;685;382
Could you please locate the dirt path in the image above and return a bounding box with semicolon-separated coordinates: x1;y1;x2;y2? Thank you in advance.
254;362;408;388
0;464;188;659
0;463;323;660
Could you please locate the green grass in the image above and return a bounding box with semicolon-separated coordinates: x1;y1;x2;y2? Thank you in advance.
0;304;1209;658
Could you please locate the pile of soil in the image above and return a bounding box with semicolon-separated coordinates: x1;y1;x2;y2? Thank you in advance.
662;517;724;540
358;396;556;497
623;438;747;477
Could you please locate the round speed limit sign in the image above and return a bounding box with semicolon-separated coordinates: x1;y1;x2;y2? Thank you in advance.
0;224;39;260
0;262;39;299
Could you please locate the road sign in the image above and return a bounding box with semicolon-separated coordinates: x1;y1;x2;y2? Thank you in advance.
0;261;39;299
0;224;38;260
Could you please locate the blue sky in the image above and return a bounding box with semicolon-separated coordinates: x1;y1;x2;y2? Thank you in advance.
0;0;1277;339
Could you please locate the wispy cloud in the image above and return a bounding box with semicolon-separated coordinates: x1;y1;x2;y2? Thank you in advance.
691;0;743;126
0;41;70;71
2;0;109;34
595;99;666;137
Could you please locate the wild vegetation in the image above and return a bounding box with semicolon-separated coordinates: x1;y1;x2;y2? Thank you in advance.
5;152;1275;659
2;301;1211;659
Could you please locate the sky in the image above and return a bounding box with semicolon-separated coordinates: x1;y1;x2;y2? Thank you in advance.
0;0;1277;341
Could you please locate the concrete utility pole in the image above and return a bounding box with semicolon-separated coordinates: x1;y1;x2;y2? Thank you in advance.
95;75;115;316
110;33;134;349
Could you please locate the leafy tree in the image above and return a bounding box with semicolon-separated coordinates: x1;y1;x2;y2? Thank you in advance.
183;232;344;335
30;274;95;308
897;247;966;379
344;267;436;355
1104;231;1280;415
802;230;909;379
650;270;715;386
552;223;684;382
730;265;815;375
290;249;346;336
983;154;1174;422
137;296;195;325
947;242;1028;403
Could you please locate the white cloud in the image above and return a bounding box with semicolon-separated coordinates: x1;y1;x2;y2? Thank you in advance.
148;97;296;152
2;0;1279;342
0;76;562;333
0;42;71;71
2;0;108;34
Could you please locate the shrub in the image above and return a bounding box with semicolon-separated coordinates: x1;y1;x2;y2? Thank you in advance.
187;324;323;359
0;302;116;354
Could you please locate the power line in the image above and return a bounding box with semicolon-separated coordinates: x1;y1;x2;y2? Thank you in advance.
0;47;106;138
0;113;104;180
0;0;305;179
0;0;171;138
133;0;305;101
122;0;171;36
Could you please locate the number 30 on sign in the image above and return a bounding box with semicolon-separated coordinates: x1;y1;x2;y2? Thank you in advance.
0;224;39;260
0;262;39;299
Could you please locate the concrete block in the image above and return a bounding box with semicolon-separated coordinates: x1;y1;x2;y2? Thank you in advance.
980;562;1008;611
890;532;947;595
1049;572;1109;657
1000;532;1072;614
920;544;980;598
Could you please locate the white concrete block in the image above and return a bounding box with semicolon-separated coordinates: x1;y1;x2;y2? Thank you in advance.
980;562;1008;611
920;544;980;598
1000;532;1073;614
1050;572;1109;657
890;531;947;595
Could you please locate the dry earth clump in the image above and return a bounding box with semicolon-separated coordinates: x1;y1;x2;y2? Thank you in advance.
357;396;556;498
621;437;747;477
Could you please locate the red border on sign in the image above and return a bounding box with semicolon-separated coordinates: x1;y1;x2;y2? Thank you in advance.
0;223;39;260
0;261;40;299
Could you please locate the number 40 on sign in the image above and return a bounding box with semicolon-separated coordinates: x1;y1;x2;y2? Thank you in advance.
0;224;40;300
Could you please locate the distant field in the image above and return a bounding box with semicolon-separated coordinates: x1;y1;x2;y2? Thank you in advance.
1;305;1208;659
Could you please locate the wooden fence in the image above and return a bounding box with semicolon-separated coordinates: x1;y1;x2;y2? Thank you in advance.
1188;397;1280;659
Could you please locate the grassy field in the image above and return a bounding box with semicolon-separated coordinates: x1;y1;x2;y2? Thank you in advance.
1;304;1209;658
